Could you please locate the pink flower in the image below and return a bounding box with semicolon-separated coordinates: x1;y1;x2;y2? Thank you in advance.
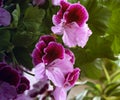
51;1;92;48
0;7;11;26
32;35;64;65
53;68;80;100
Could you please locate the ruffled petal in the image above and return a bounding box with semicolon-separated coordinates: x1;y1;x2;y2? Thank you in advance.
63;22;92;47
64;3;88;26
64;68;80;90
43;42;64;64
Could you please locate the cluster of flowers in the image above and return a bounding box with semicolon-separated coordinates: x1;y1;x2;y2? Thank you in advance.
0;62;30;99
31;35;80;100
0;0;92;99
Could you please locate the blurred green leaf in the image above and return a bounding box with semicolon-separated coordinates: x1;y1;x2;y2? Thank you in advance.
81;59;103;79
13;47;33;70
0;30;13;52
104;82;120;96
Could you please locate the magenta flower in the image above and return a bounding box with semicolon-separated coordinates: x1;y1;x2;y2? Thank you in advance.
51;1;92;48
0;7;11;26
32;35;64;66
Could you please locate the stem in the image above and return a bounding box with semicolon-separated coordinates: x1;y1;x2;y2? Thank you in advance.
102;60;110;83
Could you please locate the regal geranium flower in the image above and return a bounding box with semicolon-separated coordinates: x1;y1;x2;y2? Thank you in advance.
0;62;30;99
32;35;68;66
51;1;92;48
0;7;11;26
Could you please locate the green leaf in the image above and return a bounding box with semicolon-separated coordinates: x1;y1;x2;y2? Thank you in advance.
12;31;40;47
104;82;120;96
23;6;45;31
81;59;103;79
0;30;13;52
111;36;120;54
13;47;33;70
24;6;45;24
11;4;20;28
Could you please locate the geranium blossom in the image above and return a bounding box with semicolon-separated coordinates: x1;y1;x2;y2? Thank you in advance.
51;1;92;47
0;7;11;26
0;62;30;99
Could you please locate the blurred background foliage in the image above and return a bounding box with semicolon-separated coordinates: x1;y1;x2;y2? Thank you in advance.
1;0;120;100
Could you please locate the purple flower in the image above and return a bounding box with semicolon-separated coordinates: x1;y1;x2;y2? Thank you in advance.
0;7;11;26
32;0;46;6
32;35;64;65
17;76;30;94
0;81;17;100
51;1;92;48
0;62;30;99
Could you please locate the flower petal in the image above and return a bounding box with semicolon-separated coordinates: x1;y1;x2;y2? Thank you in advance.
43;42;64;64
46;67;65;87
39;35;56;45
64;3;88;26
53;87;66;100
63;22;92;47
34;63;47;80
64;68;80;90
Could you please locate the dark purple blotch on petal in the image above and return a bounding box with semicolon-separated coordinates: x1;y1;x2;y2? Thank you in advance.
43;42;64;64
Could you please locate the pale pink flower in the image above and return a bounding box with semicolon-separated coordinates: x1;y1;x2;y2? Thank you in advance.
51;1;92;48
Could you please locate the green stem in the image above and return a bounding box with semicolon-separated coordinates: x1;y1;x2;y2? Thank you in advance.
102;61;110;83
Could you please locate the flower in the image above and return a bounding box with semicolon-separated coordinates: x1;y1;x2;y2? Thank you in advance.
32;35;64;66
51;1;92;48
0;7;11;26
32;35;80;100
0;62;30;99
